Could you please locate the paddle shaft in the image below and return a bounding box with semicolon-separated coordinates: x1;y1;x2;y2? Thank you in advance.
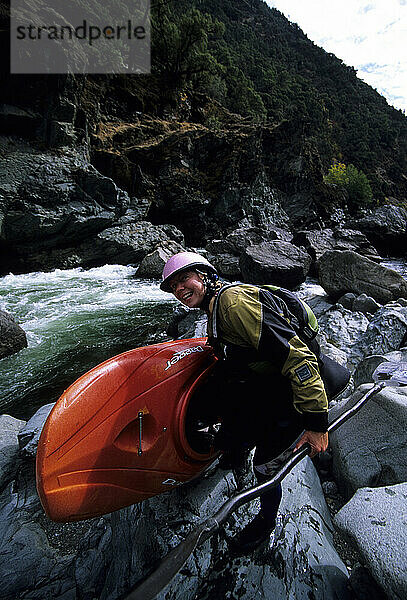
124;381;385;600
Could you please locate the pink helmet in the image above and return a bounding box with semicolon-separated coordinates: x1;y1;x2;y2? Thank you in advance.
160;252;217;292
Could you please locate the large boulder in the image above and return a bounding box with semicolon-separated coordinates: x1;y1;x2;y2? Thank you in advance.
136;240;185;278
208;253;241;280
240;241;312;289
318;250;407;303
206;225;292;280
329;383;407;499
315;304;371;368
334;483;407;600
18;404;55;458
45;221;185;270
346;204;407;256
0;310;28;359
317;301;407;370
292;228;380;273
357;300;407;357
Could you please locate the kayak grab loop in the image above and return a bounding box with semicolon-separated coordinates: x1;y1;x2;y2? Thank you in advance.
138;411;143;456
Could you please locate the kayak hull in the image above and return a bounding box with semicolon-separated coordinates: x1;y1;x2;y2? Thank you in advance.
36;338;218;522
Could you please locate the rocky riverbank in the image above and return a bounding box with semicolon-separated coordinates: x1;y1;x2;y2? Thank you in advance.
1;80;407;600
1;260;406;599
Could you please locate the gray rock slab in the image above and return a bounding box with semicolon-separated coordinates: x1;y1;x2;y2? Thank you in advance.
0;414;25;489
318;250;407;303
275;457;351;600
330;384;407;498
18;403;55;457
169;458;351;600
334;483;407;600
357;301;407;357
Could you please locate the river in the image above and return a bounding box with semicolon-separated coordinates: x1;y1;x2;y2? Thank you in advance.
0;265;177;420
1;259;406;421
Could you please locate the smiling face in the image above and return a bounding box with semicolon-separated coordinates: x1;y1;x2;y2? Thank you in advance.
169;270;206;308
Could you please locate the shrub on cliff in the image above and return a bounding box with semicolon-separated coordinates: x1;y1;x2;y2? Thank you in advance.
324;162;374;210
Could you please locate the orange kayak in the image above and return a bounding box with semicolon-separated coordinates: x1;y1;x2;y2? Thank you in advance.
36;338;218;522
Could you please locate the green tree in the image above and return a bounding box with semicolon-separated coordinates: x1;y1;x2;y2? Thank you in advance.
324;162;373;210
152;5;225;92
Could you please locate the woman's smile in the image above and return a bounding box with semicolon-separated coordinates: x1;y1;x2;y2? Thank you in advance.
170;271;206;308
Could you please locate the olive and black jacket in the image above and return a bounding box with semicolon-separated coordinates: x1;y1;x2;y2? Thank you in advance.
207;284;328;433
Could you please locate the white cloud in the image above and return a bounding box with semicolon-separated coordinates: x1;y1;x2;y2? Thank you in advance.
266;0;407;113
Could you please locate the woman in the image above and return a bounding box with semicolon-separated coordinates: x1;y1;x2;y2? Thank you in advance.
160;251;350;553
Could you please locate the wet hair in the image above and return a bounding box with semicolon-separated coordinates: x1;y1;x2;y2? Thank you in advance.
196;269;225;311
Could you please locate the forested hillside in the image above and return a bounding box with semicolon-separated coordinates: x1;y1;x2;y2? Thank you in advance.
1;0;406;205
143;0;407;201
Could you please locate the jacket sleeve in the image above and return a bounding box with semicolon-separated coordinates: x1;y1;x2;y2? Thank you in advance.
218;287;328;432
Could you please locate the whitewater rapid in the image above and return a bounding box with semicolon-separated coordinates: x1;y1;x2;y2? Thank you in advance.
0;265;176;419
1;259;406;420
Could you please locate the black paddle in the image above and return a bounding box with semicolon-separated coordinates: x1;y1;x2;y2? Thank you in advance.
124;361;407;600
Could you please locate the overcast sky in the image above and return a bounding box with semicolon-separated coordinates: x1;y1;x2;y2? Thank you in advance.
265;0;407;114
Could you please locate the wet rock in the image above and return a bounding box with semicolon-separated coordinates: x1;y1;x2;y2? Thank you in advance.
356;301;407;357
346;205;407;256
272;458;350;600
240;241;312;289
352;294;381;315
205;225;292;280
0;415;25;490
167;306;207;339
0;137;130;274
305;293;334;319
0;463;111;600
337;293;381;315
316;305;370;368
329;384;407;499
0;310;28;359
292;228;380;275
224;224;292;255
76;221;185;268
318;250;407;303
348;563;387;600
136;240;185;278
334;483;407;600
337;293;357;311
18;404;55;458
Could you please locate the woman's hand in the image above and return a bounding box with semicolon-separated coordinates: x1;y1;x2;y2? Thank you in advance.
294;430;328;458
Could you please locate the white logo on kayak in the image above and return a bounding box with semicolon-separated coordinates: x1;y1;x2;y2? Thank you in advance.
164;345;204;371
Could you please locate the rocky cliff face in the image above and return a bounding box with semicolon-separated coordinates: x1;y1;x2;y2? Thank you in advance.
1;71;406;277
0;73;353;276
